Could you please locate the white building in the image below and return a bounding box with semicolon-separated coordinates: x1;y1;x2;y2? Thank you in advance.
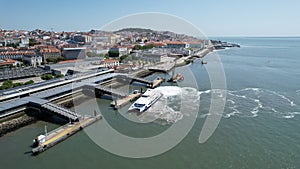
132;50;167;63
23;55;42;67
102;59;119;68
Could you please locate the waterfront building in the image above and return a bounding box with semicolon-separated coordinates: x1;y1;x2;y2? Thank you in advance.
189;41;204;49
131;50;167;63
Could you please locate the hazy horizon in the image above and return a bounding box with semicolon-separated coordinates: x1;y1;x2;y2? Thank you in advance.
1;0;300;37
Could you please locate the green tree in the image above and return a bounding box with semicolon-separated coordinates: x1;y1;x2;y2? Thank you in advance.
133;45;142;50
55;74;64;78
41;74;54;80
24;80;34;85
120;55;129;62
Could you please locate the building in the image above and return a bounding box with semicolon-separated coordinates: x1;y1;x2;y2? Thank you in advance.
23;55;42;67
19;37;29;47
73;34;92;44
165;41;189;48
102;59;119;68
189;41;204;49
132;50;167;63
0;51;36;60
109;46;128;57
62;47;87;60
0;58;22;67
38;46;61;62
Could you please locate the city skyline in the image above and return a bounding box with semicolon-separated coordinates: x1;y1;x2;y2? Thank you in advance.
1;0;300;37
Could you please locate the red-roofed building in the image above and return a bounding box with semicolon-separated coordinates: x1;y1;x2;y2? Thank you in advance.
0;51;36;60
38;46;61;62
146;42;167;47
0;58;22;67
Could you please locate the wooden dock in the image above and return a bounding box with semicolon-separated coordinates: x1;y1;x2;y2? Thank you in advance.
110;92;142;109
31;115;102;155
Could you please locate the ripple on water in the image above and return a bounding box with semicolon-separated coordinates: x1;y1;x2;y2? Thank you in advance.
199;88;299;119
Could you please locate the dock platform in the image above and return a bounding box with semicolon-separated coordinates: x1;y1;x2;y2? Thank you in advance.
31;115;102;155
151;78;165;88
111;92;142;108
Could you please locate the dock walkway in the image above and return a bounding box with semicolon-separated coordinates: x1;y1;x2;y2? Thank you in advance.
41;103;81;121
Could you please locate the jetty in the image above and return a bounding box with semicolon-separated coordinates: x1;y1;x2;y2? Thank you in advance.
110;92;142;108
32;115;101;155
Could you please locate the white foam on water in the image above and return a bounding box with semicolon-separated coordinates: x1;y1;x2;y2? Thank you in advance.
154;86;182;97
208;87;299;119
199;89;211;95
269;90;296;107
140;86;199;125
282;115;294;119
227;99;235;104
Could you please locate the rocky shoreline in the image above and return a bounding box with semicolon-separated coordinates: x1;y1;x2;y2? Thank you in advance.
0;114;37;137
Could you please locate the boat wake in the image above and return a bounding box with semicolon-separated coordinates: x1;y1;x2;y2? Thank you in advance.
133;86;299;124
138;86;200;125
199;88;300;119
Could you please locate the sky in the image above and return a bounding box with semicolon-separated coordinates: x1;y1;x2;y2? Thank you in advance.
0;0;300;36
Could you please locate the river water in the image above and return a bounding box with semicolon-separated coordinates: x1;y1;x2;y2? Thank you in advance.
0;37;300;169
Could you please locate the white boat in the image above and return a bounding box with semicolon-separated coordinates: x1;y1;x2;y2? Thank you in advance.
128;89;162;112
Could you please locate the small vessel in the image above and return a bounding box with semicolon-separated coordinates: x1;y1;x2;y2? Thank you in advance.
201;60;207;64
128;89;162;112
167;73;184;82
32;125;48;147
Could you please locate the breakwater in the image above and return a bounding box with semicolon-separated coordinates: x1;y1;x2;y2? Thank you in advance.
0;113;36;137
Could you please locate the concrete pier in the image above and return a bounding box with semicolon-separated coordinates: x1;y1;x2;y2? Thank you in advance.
151;78;165;88
32;115;102;155
110;92;142;108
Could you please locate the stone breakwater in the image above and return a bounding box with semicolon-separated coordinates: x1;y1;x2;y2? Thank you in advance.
0;114;36;137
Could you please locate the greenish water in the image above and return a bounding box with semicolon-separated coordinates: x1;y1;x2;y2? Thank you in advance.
1;37;300;169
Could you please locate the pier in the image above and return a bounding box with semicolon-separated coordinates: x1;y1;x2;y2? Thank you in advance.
148;62;175;72
32;115;101;155
110;92;142;108
151;78;165;88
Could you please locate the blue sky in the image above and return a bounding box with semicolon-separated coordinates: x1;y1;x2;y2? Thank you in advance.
1;0;300;36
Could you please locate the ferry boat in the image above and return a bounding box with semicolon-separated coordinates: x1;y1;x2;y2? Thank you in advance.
128;89;162;112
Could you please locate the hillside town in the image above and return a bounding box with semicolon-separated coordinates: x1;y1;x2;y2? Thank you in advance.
0;28;215;88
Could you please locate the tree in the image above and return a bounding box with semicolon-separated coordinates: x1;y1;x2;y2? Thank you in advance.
55;74;64;78
24;80;34;85
41;74;54;80
133;45;142;50
120;55;129;62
